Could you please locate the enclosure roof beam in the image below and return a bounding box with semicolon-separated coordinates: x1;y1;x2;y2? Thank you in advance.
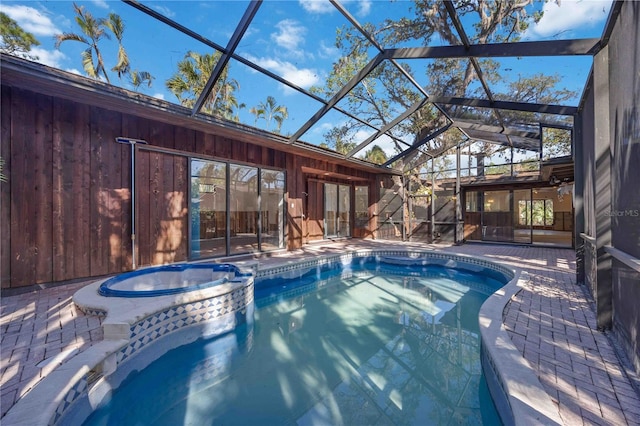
287;53;385;144
345;98;430;159
599;1;624;51
332;0;455;123
387;38;601;60
191;1;261;116
426;96;578;116
451;120;540;139
443;1;514;148
384;123;452;168
124;0;372;133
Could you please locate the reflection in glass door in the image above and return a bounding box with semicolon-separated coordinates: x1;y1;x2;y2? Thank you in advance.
190;160;227;259
514;189;532;243
324;184;338;237
324;183;351;238
230;164;258;255
339;185;351;237
482;190;513;242
260;169;285;250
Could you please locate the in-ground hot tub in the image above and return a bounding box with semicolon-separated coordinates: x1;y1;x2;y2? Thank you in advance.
98;263;251;298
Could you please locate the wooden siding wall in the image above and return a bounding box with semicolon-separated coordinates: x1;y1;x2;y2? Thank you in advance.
1;85;380;288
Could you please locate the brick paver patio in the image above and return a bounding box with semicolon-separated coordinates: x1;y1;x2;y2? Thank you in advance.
1;242;639;425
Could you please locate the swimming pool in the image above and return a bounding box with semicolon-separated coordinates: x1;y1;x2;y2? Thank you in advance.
81;255;507;425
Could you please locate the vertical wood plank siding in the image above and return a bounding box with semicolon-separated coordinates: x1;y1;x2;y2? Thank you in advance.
1;88;11;285
1;86;381;288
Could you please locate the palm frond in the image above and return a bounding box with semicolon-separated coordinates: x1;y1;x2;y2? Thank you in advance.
81;48;97;79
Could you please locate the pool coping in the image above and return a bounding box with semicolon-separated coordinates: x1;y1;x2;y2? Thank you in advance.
479;269;563;426
2;249;562;426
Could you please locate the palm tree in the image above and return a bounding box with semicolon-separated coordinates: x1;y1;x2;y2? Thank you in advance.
104;13;129;79
364;145;388;164
166;51;241;118
215;79;243;121
55;5;153;90
55;3;111;83
251;96;288;133
130;70;154;90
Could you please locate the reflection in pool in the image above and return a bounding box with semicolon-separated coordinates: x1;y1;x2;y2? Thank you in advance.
84;259;504;425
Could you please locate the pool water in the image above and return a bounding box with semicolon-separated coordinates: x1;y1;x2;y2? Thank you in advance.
84;260;504;425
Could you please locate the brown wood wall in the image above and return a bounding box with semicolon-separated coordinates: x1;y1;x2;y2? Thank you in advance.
1;85;380;288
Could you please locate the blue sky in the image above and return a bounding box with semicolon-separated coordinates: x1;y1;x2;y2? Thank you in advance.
2;0;613;155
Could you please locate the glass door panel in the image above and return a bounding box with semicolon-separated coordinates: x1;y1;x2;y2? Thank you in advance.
260;169;285;251
464;190;482;241
338;185;351;237
482;190;513;242
325;183;338;238
230;165;258;255
190;160;227;259
514;189;532;243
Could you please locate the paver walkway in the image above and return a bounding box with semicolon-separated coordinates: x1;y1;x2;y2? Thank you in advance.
1;241;639;425
443;244;640;426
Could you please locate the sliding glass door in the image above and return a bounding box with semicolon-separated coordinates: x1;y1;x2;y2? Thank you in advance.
190;159;285;258
324;183;351;238
190;160;227;259
325;184;338;237
260;169;285;251
230;165;258;255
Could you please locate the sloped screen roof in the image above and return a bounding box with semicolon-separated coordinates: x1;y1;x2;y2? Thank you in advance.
2;0;619;171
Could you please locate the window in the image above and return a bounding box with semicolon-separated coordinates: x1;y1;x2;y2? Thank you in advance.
519;199;554;226
483;190;511;212
466;191;479;212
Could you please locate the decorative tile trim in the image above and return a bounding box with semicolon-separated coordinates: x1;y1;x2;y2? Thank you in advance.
76;306;107;317
50;376;88;426
53;281;254;426
117;284;253;364
256;249;514;282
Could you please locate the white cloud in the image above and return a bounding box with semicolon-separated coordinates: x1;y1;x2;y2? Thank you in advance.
64;68;83;76
2;5;61;36
153;5;176;18
91;0;109;9
360;132;397;156
250;56;320;89
271;19;307;54
299;0;335;14
152;93;166;101
29;47;66;68
526;0;612;39
357;0;372;17
318;40;340;59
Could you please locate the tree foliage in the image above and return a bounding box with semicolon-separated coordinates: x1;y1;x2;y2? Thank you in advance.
55;3;112;82
364;145;388;164
55;3;153;89
166;51;242;121
250;96;289;133
0;12;40;60
315;0;574;175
